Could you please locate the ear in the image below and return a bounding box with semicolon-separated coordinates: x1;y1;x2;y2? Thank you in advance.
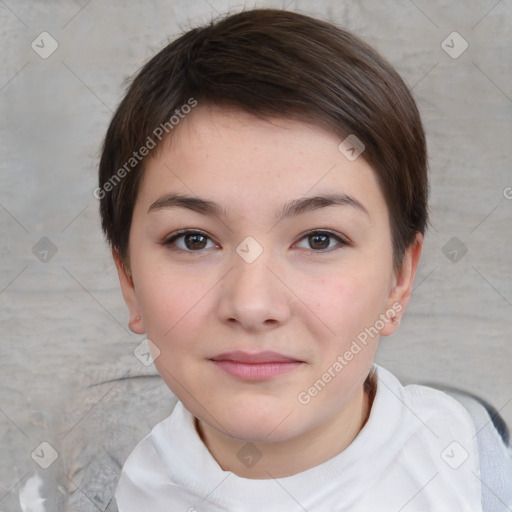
112;248;145;334
379;233;423;336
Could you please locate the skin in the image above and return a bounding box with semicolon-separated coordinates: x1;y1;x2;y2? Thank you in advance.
114;105;423;479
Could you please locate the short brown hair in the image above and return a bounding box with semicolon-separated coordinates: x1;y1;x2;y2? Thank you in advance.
98;8;428;270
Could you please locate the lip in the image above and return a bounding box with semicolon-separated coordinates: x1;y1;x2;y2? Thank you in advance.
210;351;302;364
209;351;304;381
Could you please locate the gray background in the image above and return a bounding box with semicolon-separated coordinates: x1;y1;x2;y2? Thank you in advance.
1;0;511;510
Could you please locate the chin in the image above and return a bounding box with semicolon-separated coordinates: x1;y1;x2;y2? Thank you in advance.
222;422;294;444
209;403;309;444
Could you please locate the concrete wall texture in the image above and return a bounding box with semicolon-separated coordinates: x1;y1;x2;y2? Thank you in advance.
1;0;511;510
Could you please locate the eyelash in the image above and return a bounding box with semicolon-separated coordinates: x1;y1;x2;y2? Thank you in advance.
162;229;350;255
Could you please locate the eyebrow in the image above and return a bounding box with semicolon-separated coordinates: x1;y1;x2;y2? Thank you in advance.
147;192;369;221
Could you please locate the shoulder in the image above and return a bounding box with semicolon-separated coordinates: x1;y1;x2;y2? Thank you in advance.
375;365;512;510
57;354;179;511
374;364;479;437
423;383;512;511
116;428;170;490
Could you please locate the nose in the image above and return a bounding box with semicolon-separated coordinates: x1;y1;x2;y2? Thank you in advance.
217;242;292;332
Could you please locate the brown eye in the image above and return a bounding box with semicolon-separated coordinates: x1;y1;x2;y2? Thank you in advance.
295;230;348;252
309;233;330;250
184;233;207;250
163;230;217;253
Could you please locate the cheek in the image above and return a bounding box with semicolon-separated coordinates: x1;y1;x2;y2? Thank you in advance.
306;263;391;343
134;260;207;345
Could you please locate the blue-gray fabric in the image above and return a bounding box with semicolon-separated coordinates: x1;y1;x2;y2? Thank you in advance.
443;391;512;511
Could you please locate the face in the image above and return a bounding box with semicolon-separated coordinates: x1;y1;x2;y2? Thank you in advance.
115;105;421;444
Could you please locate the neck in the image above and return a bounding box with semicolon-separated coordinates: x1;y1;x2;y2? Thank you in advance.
195;377;375;479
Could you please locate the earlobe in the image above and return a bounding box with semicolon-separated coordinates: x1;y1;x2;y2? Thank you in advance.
380;233;423;337
128;314;143;334
112;248;145;334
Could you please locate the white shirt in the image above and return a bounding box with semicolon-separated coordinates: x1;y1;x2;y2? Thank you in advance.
115;364;483;511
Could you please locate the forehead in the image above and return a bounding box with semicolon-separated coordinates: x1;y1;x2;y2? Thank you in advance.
137;105;388;222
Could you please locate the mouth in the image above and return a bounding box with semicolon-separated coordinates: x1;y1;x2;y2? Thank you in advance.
209;351;304;381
